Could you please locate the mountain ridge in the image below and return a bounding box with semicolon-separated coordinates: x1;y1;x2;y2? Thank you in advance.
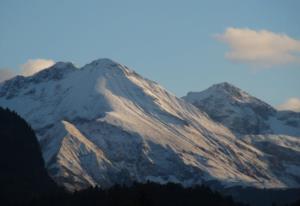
0;59;299;191
183;82;299;135
184;81;300;190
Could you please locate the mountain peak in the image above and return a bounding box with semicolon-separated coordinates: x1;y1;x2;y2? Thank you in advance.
211;82;239;91
183;82;277;134
29;61;77;82
208;82;250;101
51;61;76;69
184;82;251;104
33;61;77;76
82;58;128;75
86;58;121;68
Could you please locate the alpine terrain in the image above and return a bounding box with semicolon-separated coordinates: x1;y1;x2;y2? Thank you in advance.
183;82;300;189
0;59;299;191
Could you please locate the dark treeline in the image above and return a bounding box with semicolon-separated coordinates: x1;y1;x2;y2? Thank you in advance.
0;107;57;205
19;182;247;206
222;186;300;206
291;200;300;206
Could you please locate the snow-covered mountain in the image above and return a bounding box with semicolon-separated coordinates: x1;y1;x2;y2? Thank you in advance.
183;82;300;189
0;59;299;191
183;82;300;136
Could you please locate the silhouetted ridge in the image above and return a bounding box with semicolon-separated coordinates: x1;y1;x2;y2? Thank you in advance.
0;107;56;205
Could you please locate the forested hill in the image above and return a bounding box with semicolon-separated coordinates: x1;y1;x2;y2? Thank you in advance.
0;107;56;205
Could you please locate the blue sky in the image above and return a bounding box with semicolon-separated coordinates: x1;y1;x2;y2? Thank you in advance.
0;0;299;109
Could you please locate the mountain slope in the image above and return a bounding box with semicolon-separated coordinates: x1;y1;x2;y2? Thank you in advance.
183;82;300;190
0;59;299;190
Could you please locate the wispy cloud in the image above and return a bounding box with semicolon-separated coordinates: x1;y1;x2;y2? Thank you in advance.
215;28;300;67
20;59;55;76
277;97;300;112
0;59;55;82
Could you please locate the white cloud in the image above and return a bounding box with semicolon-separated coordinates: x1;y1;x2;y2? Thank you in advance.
277;98;300;112
215;28;300;67
0;59;55;83
20;59;55;76
0;69;16;82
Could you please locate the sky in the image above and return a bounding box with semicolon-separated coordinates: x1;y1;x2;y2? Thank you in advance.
0;0;300;111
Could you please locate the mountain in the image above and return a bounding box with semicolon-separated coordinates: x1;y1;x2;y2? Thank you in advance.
0;107;57;204
0;59;299;191
183;82;300;136
183;82;300;191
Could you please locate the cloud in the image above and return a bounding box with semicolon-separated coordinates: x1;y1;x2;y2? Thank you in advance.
215;28;300;67
20;59;55;76
0;59;55;83
277;98;300;112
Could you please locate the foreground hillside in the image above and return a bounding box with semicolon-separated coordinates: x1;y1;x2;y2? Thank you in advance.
0;108;56;205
